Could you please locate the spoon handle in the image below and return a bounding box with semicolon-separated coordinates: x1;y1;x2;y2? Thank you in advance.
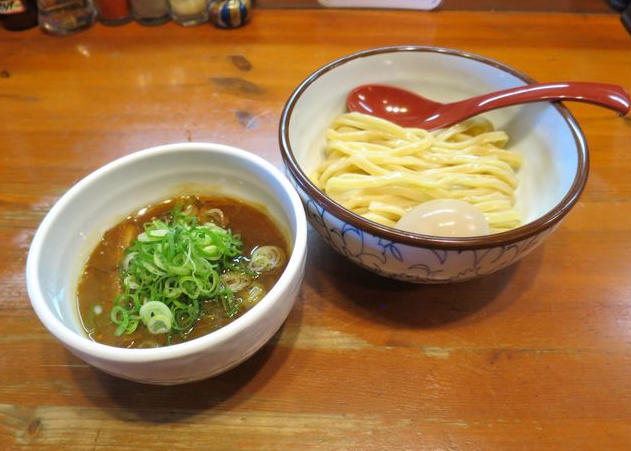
448;82;630;119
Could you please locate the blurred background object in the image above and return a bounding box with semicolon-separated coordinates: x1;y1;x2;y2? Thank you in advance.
169;0;209;26
622;4;631;32
94;0;132;25
37;0;96;35
607;0;630;10
317;0;441;10
607;0;631;33
130;0;170;25
255;0;613;12
208;0;250;28
0;0;38;30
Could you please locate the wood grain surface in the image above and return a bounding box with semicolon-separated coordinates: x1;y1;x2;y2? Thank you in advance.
1;9;630;451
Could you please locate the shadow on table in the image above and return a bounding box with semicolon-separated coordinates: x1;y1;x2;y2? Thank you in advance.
69;294;305;422
308;231;541;329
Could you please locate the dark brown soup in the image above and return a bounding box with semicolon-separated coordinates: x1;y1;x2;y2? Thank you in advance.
77;195;289;348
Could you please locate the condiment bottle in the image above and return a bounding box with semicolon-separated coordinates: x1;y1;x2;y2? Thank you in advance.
37;0;97;35
208;0;250;29
168;0;207;26
94;0;131;25
0;0;38;30
130;0;169;25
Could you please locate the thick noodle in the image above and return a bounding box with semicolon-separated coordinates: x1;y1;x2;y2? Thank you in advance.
311;112;523;233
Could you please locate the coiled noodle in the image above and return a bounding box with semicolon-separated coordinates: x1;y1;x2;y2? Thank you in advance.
311;112;523;233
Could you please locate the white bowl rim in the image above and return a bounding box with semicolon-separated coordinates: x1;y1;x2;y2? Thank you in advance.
279;45;589;249
26;142;308;363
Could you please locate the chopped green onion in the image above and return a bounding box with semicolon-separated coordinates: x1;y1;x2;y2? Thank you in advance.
125;318;140;334
219;288;240;318
243;282;266;306
220;271;251;292
109;204;257;342
111;305;130;336
248;246;285;273
140;301;173;323
204;208;225;226
146;314;171;334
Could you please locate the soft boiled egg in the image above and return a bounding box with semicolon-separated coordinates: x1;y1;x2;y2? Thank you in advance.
395;199;490;237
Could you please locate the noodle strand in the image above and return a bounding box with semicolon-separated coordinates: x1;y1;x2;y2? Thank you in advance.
311;112;523;233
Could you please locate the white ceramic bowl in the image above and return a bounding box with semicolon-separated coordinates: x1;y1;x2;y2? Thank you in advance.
280;46;588;283
26;143;307;385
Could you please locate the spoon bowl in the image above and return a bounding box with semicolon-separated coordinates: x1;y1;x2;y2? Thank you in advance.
347;82;630;130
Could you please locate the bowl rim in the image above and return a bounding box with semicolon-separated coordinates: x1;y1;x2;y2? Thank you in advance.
26;142;308;364
278;45;589;250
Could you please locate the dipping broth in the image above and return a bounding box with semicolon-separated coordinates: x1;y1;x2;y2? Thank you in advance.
77;195;289;348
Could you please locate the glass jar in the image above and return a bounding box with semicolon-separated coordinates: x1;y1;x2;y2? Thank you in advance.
168;0;207;26
37;0;97;35
130;0;169;25
94;0;131;25
0;0;38;30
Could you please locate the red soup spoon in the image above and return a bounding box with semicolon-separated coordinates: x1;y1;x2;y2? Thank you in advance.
346;82;630;130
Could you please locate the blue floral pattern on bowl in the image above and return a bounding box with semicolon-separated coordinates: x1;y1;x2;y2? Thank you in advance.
302;196;552;284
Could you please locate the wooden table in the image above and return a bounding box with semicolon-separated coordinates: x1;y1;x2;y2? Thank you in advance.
1;9;630;451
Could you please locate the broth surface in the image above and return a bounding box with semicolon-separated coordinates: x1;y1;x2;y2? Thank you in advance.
77;195;288;348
